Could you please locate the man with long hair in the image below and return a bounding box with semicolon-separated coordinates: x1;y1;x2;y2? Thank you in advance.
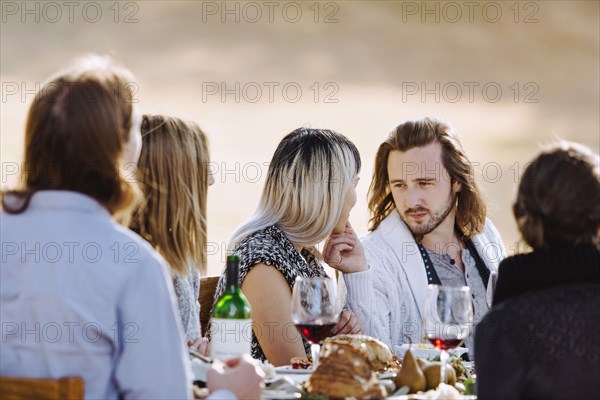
327;118;505;349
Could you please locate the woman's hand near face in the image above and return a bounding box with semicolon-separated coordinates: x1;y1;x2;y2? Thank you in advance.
324;222;368;274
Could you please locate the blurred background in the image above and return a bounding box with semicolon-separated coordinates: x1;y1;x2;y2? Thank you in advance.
2;0;598;275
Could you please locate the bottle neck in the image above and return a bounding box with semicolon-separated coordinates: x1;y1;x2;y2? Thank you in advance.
225;260;240;291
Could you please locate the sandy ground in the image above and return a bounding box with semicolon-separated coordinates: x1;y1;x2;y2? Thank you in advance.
1;1;598;275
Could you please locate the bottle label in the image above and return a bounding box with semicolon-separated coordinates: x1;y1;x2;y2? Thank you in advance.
210;318;253;360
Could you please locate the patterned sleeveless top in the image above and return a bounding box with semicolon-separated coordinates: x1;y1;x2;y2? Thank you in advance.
211;225;327;362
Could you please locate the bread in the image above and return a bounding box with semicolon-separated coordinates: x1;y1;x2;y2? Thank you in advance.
324;334;394;372
307;342;386;399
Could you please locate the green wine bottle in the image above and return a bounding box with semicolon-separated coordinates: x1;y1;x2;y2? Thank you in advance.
210;254;252;360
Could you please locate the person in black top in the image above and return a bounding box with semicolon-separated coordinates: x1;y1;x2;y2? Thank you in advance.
475;141;600;399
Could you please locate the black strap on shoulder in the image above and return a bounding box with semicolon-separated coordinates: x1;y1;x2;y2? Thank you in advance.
456;226;491;288
464;237;491;289
417;243;442;285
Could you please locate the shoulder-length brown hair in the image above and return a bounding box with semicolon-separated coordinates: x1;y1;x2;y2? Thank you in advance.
1;55;140;218
130;115;209;275
368;118;486;238
514;141;600;249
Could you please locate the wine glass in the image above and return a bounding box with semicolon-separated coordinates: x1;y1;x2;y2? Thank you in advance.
291;277;340;369
424;285;473;386
486;271;498;308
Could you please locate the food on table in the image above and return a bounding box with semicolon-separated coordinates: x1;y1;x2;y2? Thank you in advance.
420;361;457;390
290;356;311;370
417;383;462;399
323;334;394;372
394;348;426;394
307;342;386;399
291;334;398;373
395;347;465;394
448;357;467;380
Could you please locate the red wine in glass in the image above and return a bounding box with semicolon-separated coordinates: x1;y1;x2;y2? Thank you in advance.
428;337;464;351
424;285;473;385
295;323;336;344
291;277;340;369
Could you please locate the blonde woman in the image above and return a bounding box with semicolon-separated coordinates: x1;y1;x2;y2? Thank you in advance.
131;114;264;398
131;115;211;350
211;128;365;366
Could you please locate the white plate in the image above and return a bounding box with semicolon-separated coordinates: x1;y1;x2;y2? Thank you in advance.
262;390;301;399
394;343;468;360
274;365;313;374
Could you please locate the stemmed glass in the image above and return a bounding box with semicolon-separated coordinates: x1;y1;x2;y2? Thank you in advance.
424;285;473;386
291;277;340;369
486;271;498;308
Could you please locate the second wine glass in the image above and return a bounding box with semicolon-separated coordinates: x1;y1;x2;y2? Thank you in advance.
486;271;498;308
424;285;473;387
291;276;340;369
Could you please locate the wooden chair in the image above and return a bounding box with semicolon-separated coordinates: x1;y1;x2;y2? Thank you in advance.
0;376;84;400
199;276;220;336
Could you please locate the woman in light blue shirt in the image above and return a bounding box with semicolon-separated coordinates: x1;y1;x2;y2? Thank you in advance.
0;55;191;399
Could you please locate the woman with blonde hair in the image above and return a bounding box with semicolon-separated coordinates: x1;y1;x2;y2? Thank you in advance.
211;127;366;366
131;115;211;348
131;114;264;399
0;56;190;399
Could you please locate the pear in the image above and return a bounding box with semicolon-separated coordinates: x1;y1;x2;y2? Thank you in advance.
416;358;428;369
421;361;457;390
395;349;427;394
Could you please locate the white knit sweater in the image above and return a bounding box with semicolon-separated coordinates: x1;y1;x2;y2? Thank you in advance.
344;211;506;353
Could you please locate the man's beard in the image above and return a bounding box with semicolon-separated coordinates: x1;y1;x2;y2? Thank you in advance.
401;191;457;237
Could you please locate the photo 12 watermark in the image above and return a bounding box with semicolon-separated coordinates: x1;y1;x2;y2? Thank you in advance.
1;1;140;24
1;160;538;188
201;81;340;104
1;241;140;264
1;161;139;187
2;321;139;344
1;80;140;104
399;1;540;24
199;1;339;24
400;81;539;104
